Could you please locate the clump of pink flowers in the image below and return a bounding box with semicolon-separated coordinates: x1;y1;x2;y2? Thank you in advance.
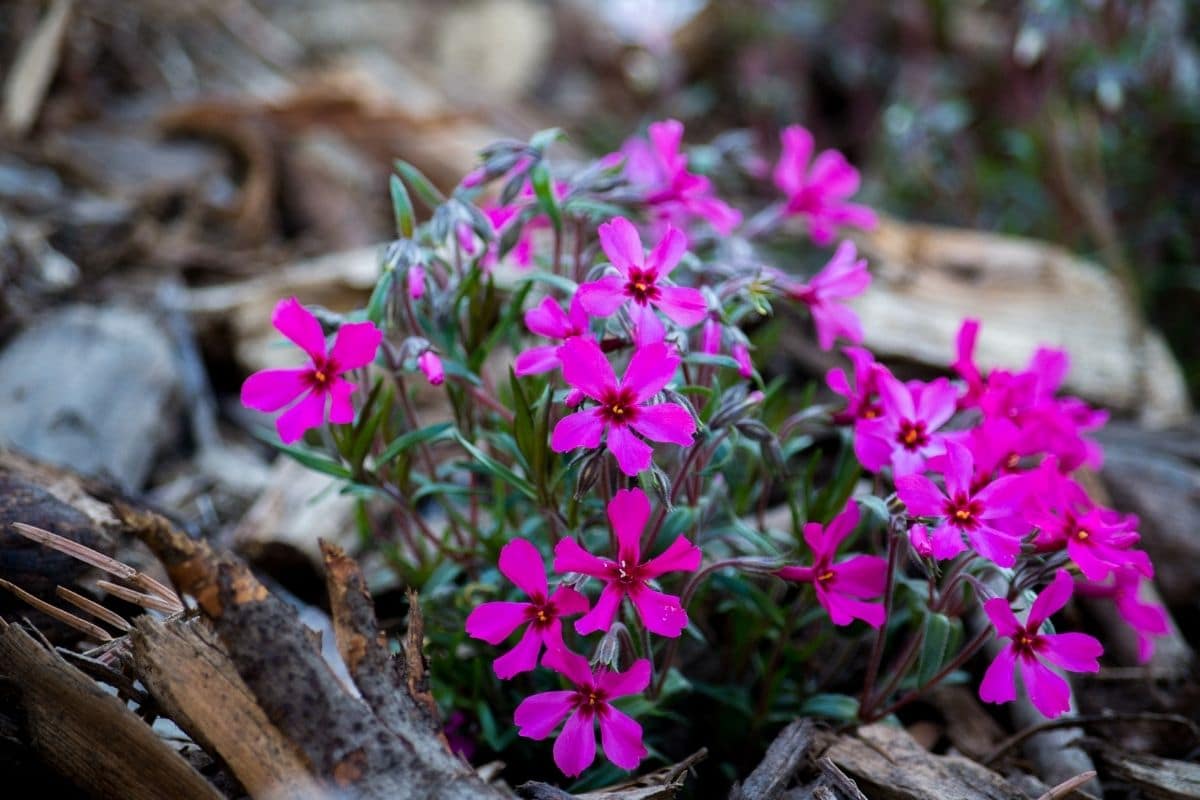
236;120;1166;786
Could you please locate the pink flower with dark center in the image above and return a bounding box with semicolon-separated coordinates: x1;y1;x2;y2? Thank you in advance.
514;295;591;377
241;297;382;444
979;570;1103;718
776;500;887;628
853;371;958;476
895;441;1027;567
550;338;696;476
773;125;877;245
466;539;589;678
619;119;742;235
576;217;707;343
826;346;881;424
514;648;649;777
1076;567;1169;663
554;488;701;637
776;241;871;350
1031;501;1151;582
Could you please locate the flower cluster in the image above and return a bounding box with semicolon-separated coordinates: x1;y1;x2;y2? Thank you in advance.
237;118;1164;785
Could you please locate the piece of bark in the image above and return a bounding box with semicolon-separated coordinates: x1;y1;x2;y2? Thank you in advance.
927;685;1008;760
0;619;221;800
1;0;73;136
729;719;819;800
518;748;706;799
845;217;1190;428
129;616;324;799
0;304;183;490
118;504;507;800
823;723;1032;800
1096;745;1200;800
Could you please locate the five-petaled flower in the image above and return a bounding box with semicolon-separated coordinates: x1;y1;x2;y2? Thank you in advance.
576;216;707;343
514;295;591;377
777;240;871;351
773;124;877;245
979;570;1103;718
776;500;888;628
895;441;1027;567
554;488;701;637
466;539;589;679
241;297;382;444
514;648;649;777
853;370;958;476
550;338;696;476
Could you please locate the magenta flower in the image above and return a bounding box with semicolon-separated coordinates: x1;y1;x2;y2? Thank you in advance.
241;297;382;444
514;647;649;777
465;539;589;678
853;371;958;476
418;350;444;386
619;119;742;235
772;124;877;245
826;346;881;424
776;241;871;350
1076;567;1169;663
895;441;1027;567
514;295;590;377
550;338;696;476
1030;498;1151;582
554;488;701;637
576;217;707;343
407;264;426;299
979;570;1103;718
776;500;887;628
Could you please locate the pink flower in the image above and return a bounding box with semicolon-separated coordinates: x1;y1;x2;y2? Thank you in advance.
407;264;426;299
909;524;933;558
465;539;589;678
554;488;701;637
895;441;1027;567
777;241;870;350
576;217;707;343
773;124;877;245
1028;488;1151;582
732;342;754;378
241;297;382;444
619;119;742;235
979;570;1103;718
514;648;649;777
550;338;696;476
853;371;958;476
418;350;444;386
514;295;590;377
1076;567;1169;663
827;346;881;424
776;500;887;628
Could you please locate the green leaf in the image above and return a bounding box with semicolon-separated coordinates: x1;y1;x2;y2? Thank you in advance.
509;369;536;468
529;126;566;153
270;441;352;480
918;612;961;687
453;432;537;501
529;160;562;233
471;280;533;372
365;267;395;325
389;174;415;237
683;352;744;371
376;422;455;466
799;693;860;722
394;160;446;209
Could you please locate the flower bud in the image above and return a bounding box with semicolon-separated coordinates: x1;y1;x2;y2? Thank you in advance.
418;351;444;386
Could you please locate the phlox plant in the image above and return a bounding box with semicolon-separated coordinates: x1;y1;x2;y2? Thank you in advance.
240;120;1165;788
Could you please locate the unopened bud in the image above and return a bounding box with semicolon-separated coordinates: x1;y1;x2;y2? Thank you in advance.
418;351;444;386
407;264;426;299
735;419;774;443
573;450;605;500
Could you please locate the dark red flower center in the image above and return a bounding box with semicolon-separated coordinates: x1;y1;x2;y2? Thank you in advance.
1012;629;1042;657
896;420;929;451
525;599;554;629
944;492;983;530
307;357;338;390
816;569;836;587
574;687;608;713
610;557;644;587
624;268;661;305
599;387;639;426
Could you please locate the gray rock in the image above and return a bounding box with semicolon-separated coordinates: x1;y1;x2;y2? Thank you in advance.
0;305;182;489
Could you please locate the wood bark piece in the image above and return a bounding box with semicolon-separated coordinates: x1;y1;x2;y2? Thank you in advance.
824;723;1033;800
729;719;820;800
1096;745;1200;800
0;304;183;490
0;619;221;800
848;217;1190;428
129;616;324;800
118;504;507;799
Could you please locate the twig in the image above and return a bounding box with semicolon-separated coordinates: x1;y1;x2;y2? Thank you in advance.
56;586;132;632
0;578;112;641
96;580;183;614
1036;770;1097;800
816;756;869;800
984;712;1200;766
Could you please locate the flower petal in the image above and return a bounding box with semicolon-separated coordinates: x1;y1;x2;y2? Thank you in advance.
514;690;575;740
817;587;885;628
577;276;629;318
595;659;651;698
241;368;310;412
553;709;597;777
598;217;645;274
514;345;561;376
622;342;680;402
607;425;653;476
525;297;575;338
773;125;814;197
983;598;1021;637
896;474;946;517
653;285;707;328
329;321;382;370
465;601;530;644
1020;657;1072;718
978;647;1017;704
542;645;594;688
549;586;590;618
599;707;647;771
499;538;548;599
559;337;617;401
1039;632;1103;673
573;584;623;636
275;390;327;444
327;379;355;425
822;500;861;553
607;488;650;561
917;378;959;431
629;403;695;447
1028;569;1075;628
551;409;605;453
492;624;544;679
830;554;886;597
647;225;688;276
272;297;327;361
641;536;701;579
553;538;609;578
630;587;689;637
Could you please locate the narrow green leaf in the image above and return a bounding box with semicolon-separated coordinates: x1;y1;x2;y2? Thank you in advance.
453;432;537;500
799;693;859;722
270;441;352;480
529;127;565;153
394;159;447;209
389;174;415;237
530;160;562;233
376;422;455;466
918;612;957;687
365;268;395;326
